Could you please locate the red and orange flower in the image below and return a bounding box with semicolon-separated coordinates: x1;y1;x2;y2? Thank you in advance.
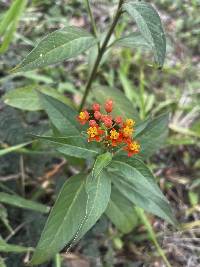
77;110;89;125
77;100;140;157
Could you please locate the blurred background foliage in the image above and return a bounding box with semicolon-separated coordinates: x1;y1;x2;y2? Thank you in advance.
0;0;200;266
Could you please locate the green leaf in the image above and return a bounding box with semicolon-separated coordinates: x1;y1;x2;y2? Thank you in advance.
0;205;13;233
106;187;138;233
108;157;176;225
114;32;151;50
93;86;140;122
0;142;31;157
13;26;97;72
76;170;111;241
33;135;98;159
137;113;169;158
30;174;87;265
0;237;32;253
92;152;112;177
135;117;151;137
38;92;80;136
3;85;74;111
0;0;27;54
0;192;49;213
123;1;166;67
31;168;111;265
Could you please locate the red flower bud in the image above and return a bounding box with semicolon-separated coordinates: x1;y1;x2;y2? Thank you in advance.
104;118;113;128
94;111;101;120
89;120;97;127
92;103;100;112
105;99;113;113
115;116;123;125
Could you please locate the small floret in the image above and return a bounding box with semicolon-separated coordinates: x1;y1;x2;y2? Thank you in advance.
87;126;104;142
122;125;134;138
77;110;89;125
124;140;140;157
125;119;135;128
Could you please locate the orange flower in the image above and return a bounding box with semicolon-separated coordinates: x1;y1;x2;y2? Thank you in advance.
122;125;134;138
108;129;123;146
87;126;104;142
124;140;140;157
125;119;135;128
77;110;89;125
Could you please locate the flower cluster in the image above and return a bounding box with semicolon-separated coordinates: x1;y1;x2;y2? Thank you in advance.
77;100;140;157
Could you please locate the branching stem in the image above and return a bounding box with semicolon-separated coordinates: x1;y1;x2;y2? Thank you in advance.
79;0;124;111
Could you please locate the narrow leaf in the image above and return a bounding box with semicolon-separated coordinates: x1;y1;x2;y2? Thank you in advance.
0;142;31;157
0;237;32;253
13;26;97;72
33;135;98;159
30;174;87;265
0;192;49;213
108;159;176;225
137;113;169;158
123;1;166;67
38;92;80;136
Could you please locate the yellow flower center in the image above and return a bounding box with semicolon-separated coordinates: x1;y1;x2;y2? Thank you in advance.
129;141;140;151
87;126;98;138
123;126;133;137
125;119;135;127
79;111;86;120
110;129;119;140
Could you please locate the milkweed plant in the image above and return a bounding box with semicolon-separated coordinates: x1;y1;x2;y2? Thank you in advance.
4;0;177;265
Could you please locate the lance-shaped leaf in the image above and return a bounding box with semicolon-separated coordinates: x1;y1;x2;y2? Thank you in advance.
31;156;111;265
75;170;111;242
30;174;87;265
123;1;166;67
38;92;80;136
0;192;49;213
3;85;74;111
137;113;169;158
13;26;97;72
0;237;32;253
33;135;98;159
106;187;138;233
108;157;176;225
114;32;151;51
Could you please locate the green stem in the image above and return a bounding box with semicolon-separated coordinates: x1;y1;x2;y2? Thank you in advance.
79;0;124;111
85;0;98;38
136;208;172;267
54;254;61;267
